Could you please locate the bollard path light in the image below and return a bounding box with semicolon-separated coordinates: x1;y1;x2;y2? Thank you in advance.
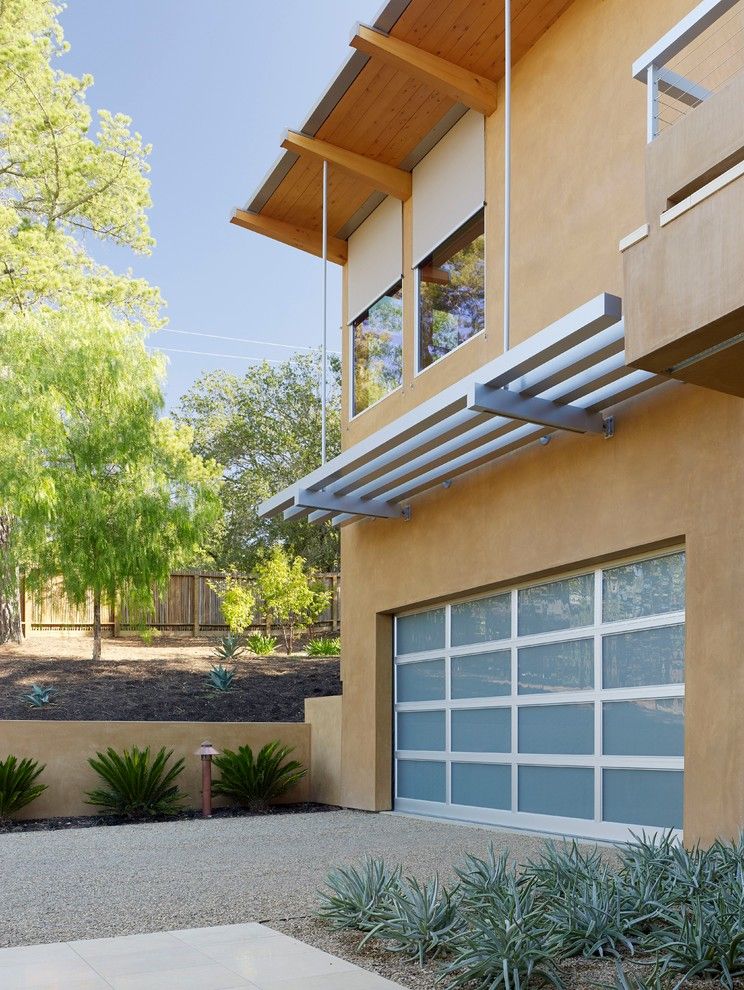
195;740;220;818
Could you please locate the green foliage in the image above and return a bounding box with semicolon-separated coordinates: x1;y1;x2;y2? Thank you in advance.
23;684;55;708
317;858;403;932
599;960;666;990
138;627;160;647
211;576;255;634
363;875;463;966
86;746;186;819
0;755;47;819
246;632;278;656
254;546;332;654
454;844;512;906
176;352;341;573
306;636;340;657
211;741;306;811
206;664;235;692
213;633;245;663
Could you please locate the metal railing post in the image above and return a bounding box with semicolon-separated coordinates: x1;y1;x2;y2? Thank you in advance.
647;63;660;142
321;159;329;465
503;0;512;353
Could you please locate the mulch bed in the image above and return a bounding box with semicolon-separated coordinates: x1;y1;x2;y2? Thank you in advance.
0;802;337;834
0;637;341;722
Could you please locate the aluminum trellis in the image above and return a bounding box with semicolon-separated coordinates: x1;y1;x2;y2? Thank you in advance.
258;293;665;527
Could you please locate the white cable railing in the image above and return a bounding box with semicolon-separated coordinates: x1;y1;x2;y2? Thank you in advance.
633;0;744;141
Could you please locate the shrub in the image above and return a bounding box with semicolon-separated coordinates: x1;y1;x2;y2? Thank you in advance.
212;741;306;811
317;858;403;931
23;684;55;708
0;756;47;820
211;576;256;634
307;636;341;657
246;632;278;656
213;633;245;663
363;874;463;965
86;746;187;818
255;546;332;654
206;664;235;692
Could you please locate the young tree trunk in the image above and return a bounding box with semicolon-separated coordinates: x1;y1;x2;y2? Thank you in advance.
0;513;22;645
92;590;102;661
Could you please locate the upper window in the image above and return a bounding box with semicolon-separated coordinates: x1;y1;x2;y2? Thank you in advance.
417;209;485;371
352;281;403;416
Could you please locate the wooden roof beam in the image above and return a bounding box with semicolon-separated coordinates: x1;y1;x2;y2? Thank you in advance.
350;23;499;116
230;208;348;265
281;130;412;201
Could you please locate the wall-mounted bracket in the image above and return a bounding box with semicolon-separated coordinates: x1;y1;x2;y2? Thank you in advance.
602;415;615;439
468;382;605;434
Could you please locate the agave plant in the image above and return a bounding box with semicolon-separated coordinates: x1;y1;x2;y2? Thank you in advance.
86;746;187;818
441;877;564;989
0;755;47;820
317;857;403;931
23;684;55;708
362;874;463;965
206;664;235;692
598;959;667;990
211;741;306;811
213;633;245;663
306;636;341;657
246;632;278;656
525;840;606;894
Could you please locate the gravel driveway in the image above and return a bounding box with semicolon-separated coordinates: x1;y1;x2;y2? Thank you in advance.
0;809;553;949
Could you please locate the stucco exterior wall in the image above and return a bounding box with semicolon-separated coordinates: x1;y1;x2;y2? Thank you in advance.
3;721;311;819
305;695;343;806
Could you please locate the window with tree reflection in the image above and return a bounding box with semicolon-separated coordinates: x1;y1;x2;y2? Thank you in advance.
352;281;403;415
417;210;484;370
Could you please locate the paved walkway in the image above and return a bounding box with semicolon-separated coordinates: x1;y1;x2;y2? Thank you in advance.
0;924;404;989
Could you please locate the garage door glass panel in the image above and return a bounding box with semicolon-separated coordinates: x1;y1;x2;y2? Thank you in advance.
452;763;511;809
518;638;594;694
603;552;685;622
397;711;445;751
397;760;446;802
519;766;594;819
518;703;594;754
603;624;685;688
603;698;684;757
603;769;683;828
451;707;511;752
451;593;511;646
518;573;594;635
396;608;445;655
396;659;446;702
451;650;510;698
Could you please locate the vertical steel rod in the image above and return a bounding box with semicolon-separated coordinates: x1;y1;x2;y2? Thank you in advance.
321;159;329;465
503;0;512;354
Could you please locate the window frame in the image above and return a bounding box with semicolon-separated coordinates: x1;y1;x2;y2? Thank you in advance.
414;207;486;377
349;278;405;420
393;547;686;842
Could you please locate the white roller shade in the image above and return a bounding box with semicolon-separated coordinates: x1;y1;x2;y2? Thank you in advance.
347;196;403;323
412;110;485;266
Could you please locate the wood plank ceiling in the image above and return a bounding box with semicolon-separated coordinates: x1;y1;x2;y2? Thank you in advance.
235;0;575;251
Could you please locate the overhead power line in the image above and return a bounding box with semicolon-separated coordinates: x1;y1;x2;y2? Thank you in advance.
156;327;340;355
152;346;284;364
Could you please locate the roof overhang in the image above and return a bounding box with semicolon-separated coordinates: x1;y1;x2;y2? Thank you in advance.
259;294;668;527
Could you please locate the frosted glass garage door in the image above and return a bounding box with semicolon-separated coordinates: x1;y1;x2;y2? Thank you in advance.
393;550;685;841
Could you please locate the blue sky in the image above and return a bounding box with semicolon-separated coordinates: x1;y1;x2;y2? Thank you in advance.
60;1;381;410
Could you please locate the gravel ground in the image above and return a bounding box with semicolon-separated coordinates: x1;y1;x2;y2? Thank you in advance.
0;809;732;990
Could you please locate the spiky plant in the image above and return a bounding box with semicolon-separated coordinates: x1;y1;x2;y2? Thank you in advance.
317;857;403;931
213;633;245;663
525;840;606;894
206;664;235;692
306;637;341;657
363;875;463;965
0;756;47;820
454;844;514;906
211;741;306;811
245;633;278;656
23;684;55;708
86;746;186;818
598;959;667;990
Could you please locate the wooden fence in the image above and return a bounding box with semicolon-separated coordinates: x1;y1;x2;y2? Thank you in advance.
21;571;340;638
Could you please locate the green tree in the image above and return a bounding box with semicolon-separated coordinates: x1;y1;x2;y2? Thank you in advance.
211;576;256;635
0;0;162;641
0;306;222;660
254;546;332;655
177;351;341;574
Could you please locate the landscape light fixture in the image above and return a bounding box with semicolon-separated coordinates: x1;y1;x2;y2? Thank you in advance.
195;740;219;818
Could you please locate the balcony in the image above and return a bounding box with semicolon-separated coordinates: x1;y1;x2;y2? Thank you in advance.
623;0;744;398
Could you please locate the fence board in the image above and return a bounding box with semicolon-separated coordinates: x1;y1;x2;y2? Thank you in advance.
23;571;340;637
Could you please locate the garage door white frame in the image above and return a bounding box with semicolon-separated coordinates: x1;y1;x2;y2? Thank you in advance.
393;549;685;842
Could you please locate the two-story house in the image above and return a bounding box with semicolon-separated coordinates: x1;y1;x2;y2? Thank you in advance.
232;0;744;844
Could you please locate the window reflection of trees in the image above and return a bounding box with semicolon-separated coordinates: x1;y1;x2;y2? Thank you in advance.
353;282;403;415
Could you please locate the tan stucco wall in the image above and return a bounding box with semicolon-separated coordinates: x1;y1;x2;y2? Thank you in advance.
2;721;311;819
305;695;343;806
338;382;744;845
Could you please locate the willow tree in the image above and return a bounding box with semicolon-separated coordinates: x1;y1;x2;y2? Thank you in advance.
0;306;222;660
0;0;161;640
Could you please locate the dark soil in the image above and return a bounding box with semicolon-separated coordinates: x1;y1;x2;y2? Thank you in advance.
0;636;341;722
0;802;337;834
